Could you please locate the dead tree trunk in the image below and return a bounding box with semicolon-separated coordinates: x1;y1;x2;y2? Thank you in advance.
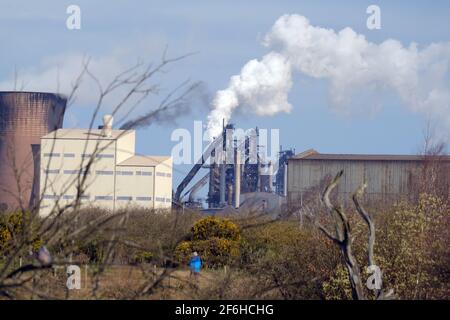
313;170;394;300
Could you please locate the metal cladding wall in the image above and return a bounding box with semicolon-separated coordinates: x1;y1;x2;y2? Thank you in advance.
0;91;66;211
287;158;427;208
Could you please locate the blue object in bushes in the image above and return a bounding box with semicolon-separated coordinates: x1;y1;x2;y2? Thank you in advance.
189;253;202;273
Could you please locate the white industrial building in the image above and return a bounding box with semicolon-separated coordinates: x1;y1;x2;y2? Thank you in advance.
39;116;172;216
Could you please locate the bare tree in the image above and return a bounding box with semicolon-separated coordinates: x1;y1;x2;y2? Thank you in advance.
0;49;206;299
416;120;449;203
311;170;394;300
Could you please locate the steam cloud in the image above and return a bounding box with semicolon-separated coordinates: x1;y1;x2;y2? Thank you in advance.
206;14;450;139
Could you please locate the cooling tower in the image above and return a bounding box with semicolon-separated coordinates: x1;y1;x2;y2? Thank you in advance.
0;92;66;212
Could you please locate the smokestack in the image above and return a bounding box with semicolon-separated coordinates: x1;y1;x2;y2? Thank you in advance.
234;148;241;209
219;162;226;206
283;162;288;197
268;161;273;193
0;91;66;211
102;114;113;137
257;164;262;192
227;184;233;206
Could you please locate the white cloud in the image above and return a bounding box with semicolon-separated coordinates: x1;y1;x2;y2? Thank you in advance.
207;14;450;139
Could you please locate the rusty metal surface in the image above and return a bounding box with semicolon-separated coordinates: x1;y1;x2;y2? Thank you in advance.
287;156;450;206
293;151;450;161
0;91;66;211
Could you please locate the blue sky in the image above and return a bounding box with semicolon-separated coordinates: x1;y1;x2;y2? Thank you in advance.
1;0;450;187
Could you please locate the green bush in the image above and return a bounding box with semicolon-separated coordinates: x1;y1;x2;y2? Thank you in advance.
79;239;105;263
175;216;241;268
0;212;42;254
192;216;240;241
133;251;153;264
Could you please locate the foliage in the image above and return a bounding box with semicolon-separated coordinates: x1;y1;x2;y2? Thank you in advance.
78;238;105;263
192;216;240;242
0;212;42;255
376;193;450;299
174;241;192;264
237;193;450;300
307;193;450;300
133;251;153;264
175;216;241;268
322;264;352;300
239;220;341;299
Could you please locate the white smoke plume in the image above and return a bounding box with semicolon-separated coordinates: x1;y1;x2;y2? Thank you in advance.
206;52;293;138
206;14;450;139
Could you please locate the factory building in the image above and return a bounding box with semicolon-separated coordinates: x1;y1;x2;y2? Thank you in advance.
39;116;172;216
287;149;450;208
175;123;279;210
0;91;66;212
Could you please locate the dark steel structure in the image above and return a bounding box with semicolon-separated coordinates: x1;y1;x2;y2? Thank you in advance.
175;122;288;209
0;91;66;211
275;148;295;196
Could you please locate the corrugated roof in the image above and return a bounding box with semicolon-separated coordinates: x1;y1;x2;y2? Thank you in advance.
41;128;133;140
292;150;450;161
117;155;171;167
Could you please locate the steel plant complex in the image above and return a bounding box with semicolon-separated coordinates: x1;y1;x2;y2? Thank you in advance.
0;91;449;215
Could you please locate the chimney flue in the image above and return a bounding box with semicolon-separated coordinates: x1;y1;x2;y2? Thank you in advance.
102;115;113;137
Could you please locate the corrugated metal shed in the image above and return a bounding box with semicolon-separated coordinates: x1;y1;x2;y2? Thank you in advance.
287;149;450;207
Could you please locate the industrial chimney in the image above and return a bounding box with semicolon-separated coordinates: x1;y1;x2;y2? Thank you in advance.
102;114;114;137
234;147;241;209
0;92;66;212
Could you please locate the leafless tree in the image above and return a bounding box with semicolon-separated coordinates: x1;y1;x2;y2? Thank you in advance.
0;49;206;299
415;120;449;203
311;170;394;300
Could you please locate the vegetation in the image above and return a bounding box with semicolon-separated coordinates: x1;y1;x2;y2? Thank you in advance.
175;216;241;268
1;191;448;299
0;212;42;255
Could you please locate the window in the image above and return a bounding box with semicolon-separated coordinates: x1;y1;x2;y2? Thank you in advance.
116;171;133;176
96;170;114;175
136;171;152;176
136;196;152;201
43;194;58;200
117;196;132;201
81;154;92;158
63;195;74;200
96;154;114;159
80;195;90;200
63;153;75;158
155;197;165;202
95;196;113;201
43;153;60;158
165;198;172;203
64;169;90;175
44;169;60;174
156;172;165;177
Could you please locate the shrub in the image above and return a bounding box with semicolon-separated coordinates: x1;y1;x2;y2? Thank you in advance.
0;212;42;254
192;216;240;241
175;216;241;268
174;241;192;264
79;239;105;263
133;251;153;264
376;193;450;299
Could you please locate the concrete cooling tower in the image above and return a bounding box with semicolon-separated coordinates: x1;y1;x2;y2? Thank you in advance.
0;92;66;212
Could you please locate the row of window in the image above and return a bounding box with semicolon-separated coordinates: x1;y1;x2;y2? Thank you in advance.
43;169;171;177
155;197;172;203
44;153;115;159
42;194;170;202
